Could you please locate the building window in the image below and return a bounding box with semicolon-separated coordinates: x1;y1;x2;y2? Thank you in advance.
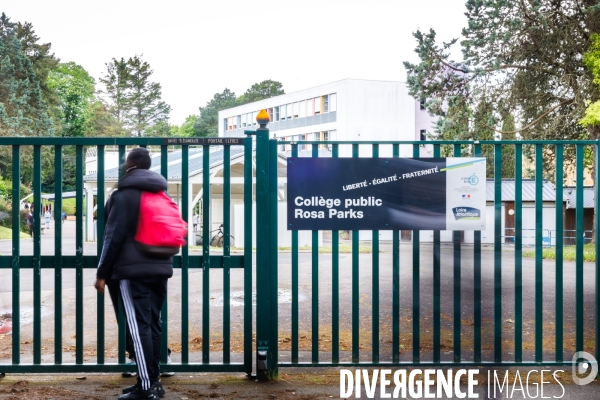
420;130;427;141
274;106;279;121
223;118;227;133
420;98;427;110
299;100;306;118
286;103;293;120
324;95;329;113
267;108;273;122
293;102;299;118
236;115;241;129
329;94;337;112
314;97;321;114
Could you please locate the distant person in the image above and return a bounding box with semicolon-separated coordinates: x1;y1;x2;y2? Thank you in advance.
44;210;51;230
192;213;198;232
61;211;67;224
26;210;34;237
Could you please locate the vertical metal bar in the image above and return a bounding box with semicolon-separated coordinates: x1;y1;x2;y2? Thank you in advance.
202;144;210;363
268;137;279;375
555;144;564;363
453;144;461;363
473;143;482;363
352;143;359;364
160;145;169;364
117;145;126;364
96;145;105;364
33;145;42;364
291;143;299;364
181;145;189;364
575;144;584;352
311;144;319;364
332;143;339;364
515;144;523;363
75;145;84;364
11;145;20;365
433;143;441;363
372;144;380;363
596;141;600;365
392;143;400;363
54;145;63;364
412;143;420;363
222;145;230;364
494;143;502;362
535;144;543;363
243;137;253;374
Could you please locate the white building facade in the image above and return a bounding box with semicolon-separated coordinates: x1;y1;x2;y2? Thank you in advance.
219;79;436;157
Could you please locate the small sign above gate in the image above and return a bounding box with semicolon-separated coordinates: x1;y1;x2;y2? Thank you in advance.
162;138;244;145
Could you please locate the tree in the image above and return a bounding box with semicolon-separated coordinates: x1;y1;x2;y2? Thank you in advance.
236;79;285;105
85;100;125;137
581;33;600;128
176;115;198;137
100;55;171;136
99;57;130;125
125;55;171;136
404;1;600;142
48;62;95;137
0;13;53;137
15;21;60;112
194;88;237;137
193;80;285;137
0;13;54;183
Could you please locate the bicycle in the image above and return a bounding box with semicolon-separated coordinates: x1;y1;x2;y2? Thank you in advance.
195;224;234;247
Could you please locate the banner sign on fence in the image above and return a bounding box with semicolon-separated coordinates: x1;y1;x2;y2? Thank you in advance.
287;157;486;230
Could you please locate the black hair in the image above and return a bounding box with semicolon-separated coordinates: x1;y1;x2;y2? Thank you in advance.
125;147;151;170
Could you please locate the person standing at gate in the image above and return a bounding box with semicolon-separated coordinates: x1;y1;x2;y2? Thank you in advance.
26;209;34;237
94;148;173;400
44;210;51;230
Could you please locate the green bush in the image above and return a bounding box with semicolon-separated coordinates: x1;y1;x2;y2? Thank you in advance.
0;197;33;233
0;179;32;200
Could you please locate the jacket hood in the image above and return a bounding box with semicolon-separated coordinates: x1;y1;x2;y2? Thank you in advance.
118;169;168;192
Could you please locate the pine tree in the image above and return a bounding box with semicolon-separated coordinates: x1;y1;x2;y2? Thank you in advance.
16;21;60;112
125;55;171;136
99;57;130;125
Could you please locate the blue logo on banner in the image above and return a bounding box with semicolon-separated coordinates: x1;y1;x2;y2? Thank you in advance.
452;207;481;220
468;174;479;185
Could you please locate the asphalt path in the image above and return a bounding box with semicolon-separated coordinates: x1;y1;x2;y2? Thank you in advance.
0;220;596;367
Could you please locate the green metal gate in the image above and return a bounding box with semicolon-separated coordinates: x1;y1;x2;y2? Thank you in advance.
0;137;253;374
251;121;599;377
0;129;598;377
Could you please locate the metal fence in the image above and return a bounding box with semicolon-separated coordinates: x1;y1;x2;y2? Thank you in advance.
0;137;253;374
0;133;598;378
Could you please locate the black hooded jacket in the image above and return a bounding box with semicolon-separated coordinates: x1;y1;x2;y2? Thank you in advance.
96;168;174;280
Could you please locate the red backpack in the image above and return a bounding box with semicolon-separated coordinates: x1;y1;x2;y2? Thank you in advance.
134;191;188;257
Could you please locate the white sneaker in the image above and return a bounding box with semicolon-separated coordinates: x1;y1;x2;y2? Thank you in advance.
121;358;137;377
160;355;174;377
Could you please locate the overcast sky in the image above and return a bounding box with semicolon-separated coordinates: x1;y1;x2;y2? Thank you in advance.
4;0;468;125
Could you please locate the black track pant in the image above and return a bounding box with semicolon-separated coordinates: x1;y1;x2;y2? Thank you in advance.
106;279;135;360
120;277;168;390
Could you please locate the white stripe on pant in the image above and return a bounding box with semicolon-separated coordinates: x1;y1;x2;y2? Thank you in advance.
120;279;151;391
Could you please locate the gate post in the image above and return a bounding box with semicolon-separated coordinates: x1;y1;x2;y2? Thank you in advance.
255;110;278;378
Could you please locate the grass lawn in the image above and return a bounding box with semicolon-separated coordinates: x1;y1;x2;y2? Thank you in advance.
0;226;29;240
523;243;596;262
